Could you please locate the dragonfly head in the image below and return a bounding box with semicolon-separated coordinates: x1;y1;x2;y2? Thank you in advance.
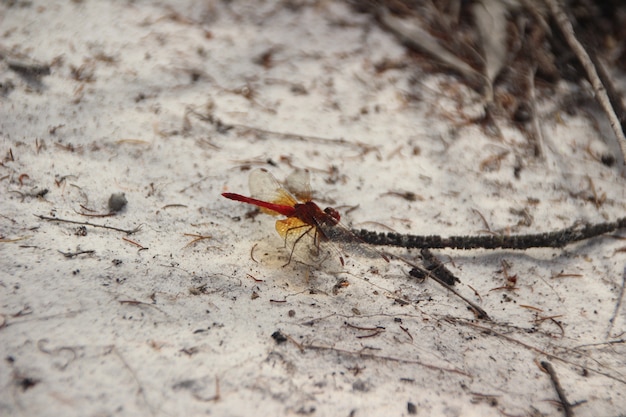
323;207;341;224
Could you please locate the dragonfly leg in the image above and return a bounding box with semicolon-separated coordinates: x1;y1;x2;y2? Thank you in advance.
282;224;314;266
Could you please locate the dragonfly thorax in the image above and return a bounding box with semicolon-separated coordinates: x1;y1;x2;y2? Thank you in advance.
292;201;340;227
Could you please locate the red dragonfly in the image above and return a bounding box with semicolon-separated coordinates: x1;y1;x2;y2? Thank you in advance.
222;168;389;267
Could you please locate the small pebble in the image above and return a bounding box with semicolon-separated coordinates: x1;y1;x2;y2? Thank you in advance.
108;192;128;212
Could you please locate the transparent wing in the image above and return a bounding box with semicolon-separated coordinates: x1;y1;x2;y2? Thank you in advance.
248;168;298;213
284;168;312;202
275;217;340;267
315;219;390;262
275;215;388;267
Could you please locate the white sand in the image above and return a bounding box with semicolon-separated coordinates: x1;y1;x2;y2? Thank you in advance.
1;1;625;416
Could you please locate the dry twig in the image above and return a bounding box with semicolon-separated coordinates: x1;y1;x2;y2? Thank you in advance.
543;0;626;163
540;361;575;417
36;215;141;235
353;216;626;250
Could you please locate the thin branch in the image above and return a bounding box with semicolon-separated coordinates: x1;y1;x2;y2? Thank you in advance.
304;343;470;377
58;249;95;258
419;248;459;286
393;253;491;321
527;63;545;158
540;361;574;417
353;217;626;250
188;106;373;152
455;318;626;385
112;347;155;416
606;266;626;339
591;54;626;136
35;215;141;235
231;123;372;151
543;0;626;163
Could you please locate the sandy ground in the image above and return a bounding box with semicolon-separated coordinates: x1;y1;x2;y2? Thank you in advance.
1;1;626;416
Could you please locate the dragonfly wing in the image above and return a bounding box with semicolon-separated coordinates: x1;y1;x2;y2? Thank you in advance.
284;168;312;202
248;168;298;214
316;220;389;262
275;217;310;240
275;217;337;267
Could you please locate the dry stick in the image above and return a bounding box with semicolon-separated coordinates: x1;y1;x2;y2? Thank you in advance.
540;361;575;417
591;55;626;134
456;319;626;385
35;214;141;235
574;338;626;349
352;216;626;250
188;107;370;152
304;343;470;377
357;217;626;321
112;347;155;417
58;249;95;258
231;123;370;150
606;266;626;339
392;253;491;321
543;0;626;163
419;248;458;286
527;63;545;158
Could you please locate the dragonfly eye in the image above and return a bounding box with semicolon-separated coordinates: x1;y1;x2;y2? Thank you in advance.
324;207;340;223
